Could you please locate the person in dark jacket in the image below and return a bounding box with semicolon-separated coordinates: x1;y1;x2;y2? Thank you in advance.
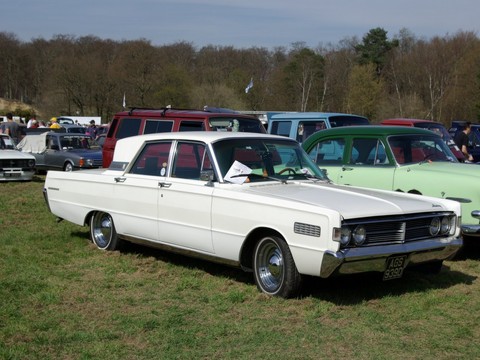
454;121;473;162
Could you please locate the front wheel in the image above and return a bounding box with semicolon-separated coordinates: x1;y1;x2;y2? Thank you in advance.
90;211;121;250
64;162;73;172
253;235;302;298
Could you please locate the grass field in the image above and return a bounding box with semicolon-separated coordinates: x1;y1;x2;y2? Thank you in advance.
1;175;479;359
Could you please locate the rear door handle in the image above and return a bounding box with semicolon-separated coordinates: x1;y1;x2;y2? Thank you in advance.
159;182;171;188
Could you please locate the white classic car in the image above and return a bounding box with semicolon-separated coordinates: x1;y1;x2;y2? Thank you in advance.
43;132;463;297
0;134;36;181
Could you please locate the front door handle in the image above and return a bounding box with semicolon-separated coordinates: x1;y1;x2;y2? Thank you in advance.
342;166;353;171
159;182;171;188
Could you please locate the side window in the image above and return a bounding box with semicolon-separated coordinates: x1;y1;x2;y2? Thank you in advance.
298;121;326;143
116;118;142;139
270;121;292;137
172;142;211;180
179;121;204;131
308;138;345;165
351;138;387;165
129;141;172;176
144;120;174;134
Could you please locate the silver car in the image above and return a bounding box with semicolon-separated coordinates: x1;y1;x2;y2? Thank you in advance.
0;134;36;181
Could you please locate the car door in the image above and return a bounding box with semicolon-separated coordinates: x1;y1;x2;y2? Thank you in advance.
44;134;64;170
337;137;395;190
112;141;174;241
157;141;214;253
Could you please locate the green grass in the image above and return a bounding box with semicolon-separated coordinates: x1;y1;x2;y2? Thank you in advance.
1;176;479;359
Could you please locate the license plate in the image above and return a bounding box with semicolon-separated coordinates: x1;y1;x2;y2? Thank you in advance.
383;255;407;281
5;172;21;177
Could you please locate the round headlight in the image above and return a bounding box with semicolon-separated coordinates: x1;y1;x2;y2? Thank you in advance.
353;225;367;245
340;226;351;246
429;217;441;236
440;216;450;235
28;159;35;167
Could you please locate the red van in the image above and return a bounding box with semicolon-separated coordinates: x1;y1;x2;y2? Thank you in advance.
102;107;266;167
380;118;464;162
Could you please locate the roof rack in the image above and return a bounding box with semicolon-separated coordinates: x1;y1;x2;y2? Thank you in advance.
127;106;201;117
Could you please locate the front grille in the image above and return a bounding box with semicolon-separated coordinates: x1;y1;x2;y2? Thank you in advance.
92;159;103;167
0;159;34;169
342;212;455;248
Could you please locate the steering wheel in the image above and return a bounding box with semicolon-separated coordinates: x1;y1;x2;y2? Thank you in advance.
278;167;297;175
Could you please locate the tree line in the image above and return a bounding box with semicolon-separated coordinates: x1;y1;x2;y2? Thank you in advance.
1;27;479;126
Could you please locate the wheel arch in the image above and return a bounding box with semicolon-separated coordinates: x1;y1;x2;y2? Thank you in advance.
84;210;96;226
239;227;284;272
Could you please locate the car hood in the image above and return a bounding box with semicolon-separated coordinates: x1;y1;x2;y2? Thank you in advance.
402;161;480;176
0;149;36;160
243;181;452;219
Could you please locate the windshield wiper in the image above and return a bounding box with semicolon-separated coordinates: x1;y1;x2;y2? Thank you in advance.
228;173;287;184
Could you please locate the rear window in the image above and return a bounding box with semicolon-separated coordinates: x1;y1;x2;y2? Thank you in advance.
209;117;265;133
179;121;205;131
329;116;369;127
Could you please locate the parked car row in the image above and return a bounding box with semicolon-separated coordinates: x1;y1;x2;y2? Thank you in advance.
5;108;478;299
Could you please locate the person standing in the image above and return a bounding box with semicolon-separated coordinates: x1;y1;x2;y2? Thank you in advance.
2;113;21;143
454;121;474;162
87;120;98;139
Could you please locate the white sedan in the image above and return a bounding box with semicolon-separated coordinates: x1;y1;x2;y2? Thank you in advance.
0;134;36;181
43;132;462;297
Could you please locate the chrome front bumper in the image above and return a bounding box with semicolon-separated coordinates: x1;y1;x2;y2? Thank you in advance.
319;237;463;278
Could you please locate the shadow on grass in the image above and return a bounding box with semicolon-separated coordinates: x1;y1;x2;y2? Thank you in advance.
71;230;477;304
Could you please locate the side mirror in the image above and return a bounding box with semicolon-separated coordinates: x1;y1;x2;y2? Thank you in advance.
200;170;215;185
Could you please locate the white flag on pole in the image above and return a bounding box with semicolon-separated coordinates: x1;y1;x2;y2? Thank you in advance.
245;77;253;93
122;93;126;109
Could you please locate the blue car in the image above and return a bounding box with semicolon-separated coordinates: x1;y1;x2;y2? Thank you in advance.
17;131;102;172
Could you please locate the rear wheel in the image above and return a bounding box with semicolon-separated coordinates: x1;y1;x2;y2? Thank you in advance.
90;211;121;250
253;235;302;298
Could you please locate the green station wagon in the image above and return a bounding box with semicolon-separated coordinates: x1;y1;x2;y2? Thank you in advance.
302;126;480;239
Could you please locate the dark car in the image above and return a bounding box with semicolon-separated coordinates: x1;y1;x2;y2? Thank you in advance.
103;107;266;168
17;132;102;172
381;118;464;162
449;121;480;162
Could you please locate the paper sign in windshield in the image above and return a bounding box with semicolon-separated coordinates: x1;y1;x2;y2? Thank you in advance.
224;160;252;184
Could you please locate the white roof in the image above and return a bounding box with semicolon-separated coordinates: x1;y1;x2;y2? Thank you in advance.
17;133;48;154
112;131;289;164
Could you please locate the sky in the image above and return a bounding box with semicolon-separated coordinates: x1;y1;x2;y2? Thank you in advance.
2;0;480;49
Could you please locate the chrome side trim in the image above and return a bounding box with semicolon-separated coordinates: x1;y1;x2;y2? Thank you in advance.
120;235;240;268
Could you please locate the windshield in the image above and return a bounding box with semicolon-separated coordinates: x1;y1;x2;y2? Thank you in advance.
0;135;15;149
387;134;456;164
212;138;327;183
59;136;100;150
